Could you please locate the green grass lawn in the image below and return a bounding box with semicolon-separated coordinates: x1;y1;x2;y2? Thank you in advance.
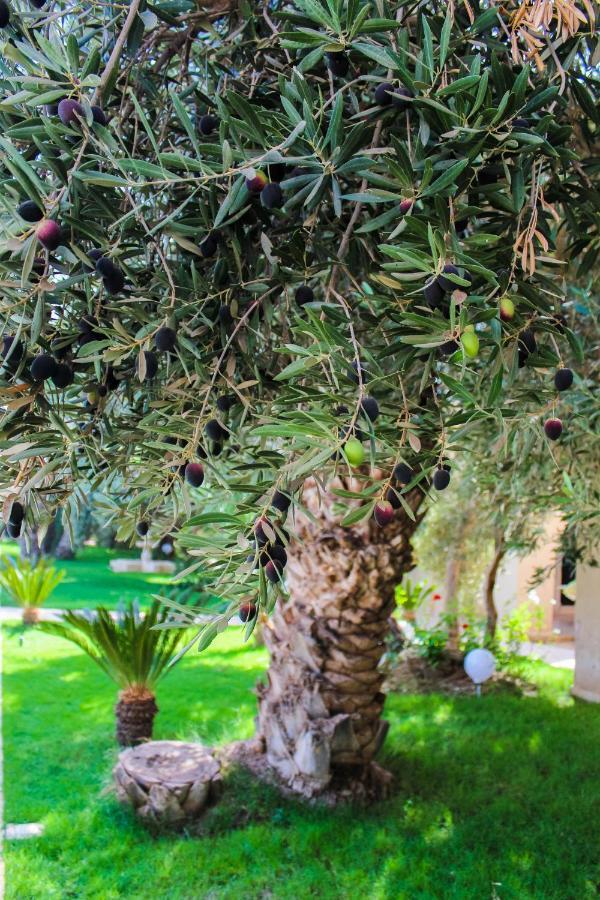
4;625;600;899
0;543;173;610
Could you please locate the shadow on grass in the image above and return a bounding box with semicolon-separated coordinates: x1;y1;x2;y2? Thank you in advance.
4;632;600;899
2;643;266;750
2;622;28;640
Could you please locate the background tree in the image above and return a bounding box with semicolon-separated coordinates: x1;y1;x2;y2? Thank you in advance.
413;476;483;647
0;0;598;799
413;455;547;643
414;306;599;647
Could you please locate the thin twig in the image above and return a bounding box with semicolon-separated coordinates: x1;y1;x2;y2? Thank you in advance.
93;0;144;105
337;122;384;260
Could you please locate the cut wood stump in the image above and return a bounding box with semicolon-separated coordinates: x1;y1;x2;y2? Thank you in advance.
113;741;222;829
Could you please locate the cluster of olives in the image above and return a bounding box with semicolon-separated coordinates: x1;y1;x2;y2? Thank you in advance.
338;362;455;518
424;264;471;310
30;352;71;386
12;94;109;252
374;463;415;526
2;310;117;404
543;366;574;441
17;201;62;255
374;459;451;527
57;98;107;128
250;489;292;584
235;489;292;620
244;169;285;211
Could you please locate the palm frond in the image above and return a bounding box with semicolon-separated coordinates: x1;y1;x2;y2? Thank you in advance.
39;601;189;690
0;558;65;609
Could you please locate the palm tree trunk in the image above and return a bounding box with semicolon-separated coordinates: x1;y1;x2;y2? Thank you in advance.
484;530;506;641
255;479;424;802
22;607;39;626
115;688;158;746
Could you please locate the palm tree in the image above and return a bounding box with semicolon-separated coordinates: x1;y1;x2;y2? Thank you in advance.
255;479;425;800
0;557;64;625
41;602;188;746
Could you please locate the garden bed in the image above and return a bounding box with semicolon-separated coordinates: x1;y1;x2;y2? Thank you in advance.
383;647;538;697
4;625;600;899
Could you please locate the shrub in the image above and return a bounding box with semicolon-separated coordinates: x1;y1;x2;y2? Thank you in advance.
0;557;64;625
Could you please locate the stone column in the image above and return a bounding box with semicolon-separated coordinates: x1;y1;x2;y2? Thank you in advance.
573;557;600;702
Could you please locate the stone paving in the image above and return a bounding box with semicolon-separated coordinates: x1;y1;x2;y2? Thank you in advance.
524;641;576;670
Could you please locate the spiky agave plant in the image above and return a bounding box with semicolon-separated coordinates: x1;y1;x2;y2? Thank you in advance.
41;602;188;746
0;557;64;625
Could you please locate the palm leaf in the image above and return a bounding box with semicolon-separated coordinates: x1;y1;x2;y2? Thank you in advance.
0;558;65;609
39;601;189;690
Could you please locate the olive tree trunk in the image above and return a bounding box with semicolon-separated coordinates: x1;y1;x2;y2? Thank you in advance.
443;502;477;650
255;480;424;802
444;554;462;651
484;530;506;641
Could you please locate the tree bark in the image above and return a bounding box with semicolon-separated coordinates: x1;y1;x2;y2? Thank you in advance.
443;502;477;650
255;479;424;802
115;689;158;747
18;513;62;561
444;554;461;651
22;607;40;626
113;741;222;830
54;525;75;560
484;530;506;641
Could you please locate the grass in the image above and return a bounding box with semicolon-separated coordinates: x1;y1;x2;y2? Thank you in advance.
0;544;173;611
3;625;600;899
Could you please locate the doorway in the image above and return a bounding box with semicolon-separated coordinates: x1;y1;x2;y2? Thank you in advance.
553;554;576;639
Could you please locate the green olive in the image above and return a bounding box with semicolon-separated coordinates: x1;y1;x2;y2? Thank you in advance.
461;329;479;359
343;437;365;467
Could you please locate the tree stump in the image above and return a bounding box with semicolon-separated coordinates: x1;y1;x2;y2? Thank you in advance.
113;741;222;829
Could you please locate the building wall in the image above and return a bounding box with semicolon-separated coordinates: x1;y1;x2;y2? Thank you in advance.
409;514;566;640
493;554;520;620
573;558;600;701
516;513;563;638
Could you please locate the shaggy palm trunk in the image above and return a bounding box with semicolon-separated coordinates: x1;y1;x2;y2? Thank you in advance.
22;607;39;626
115;687;158;747
256;480;424;802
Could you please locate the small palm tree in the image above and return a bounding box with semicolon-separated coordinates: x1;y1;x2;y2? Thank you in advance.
0;557;64;625
40;602;188;746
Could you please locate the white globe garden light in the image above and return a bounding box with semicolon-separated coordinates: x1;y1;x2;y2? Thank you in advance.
464;648;496;696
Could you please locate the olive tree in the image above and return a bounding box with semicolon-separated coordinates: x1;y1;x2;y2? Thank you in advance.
0;0;598;800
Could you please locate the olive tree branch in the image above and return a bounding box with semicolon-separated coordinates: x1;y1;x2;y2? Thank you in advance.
93;0;144;105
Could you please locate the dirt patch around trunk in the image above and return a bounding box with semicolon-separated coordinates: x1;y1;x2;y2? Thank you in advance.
382;648;537;697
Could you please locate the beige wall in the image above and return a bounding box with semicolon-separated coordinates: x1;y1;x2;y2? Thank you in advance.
573;559;600;702
493;554;519;619
493;514;565;639
519;514;563;638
